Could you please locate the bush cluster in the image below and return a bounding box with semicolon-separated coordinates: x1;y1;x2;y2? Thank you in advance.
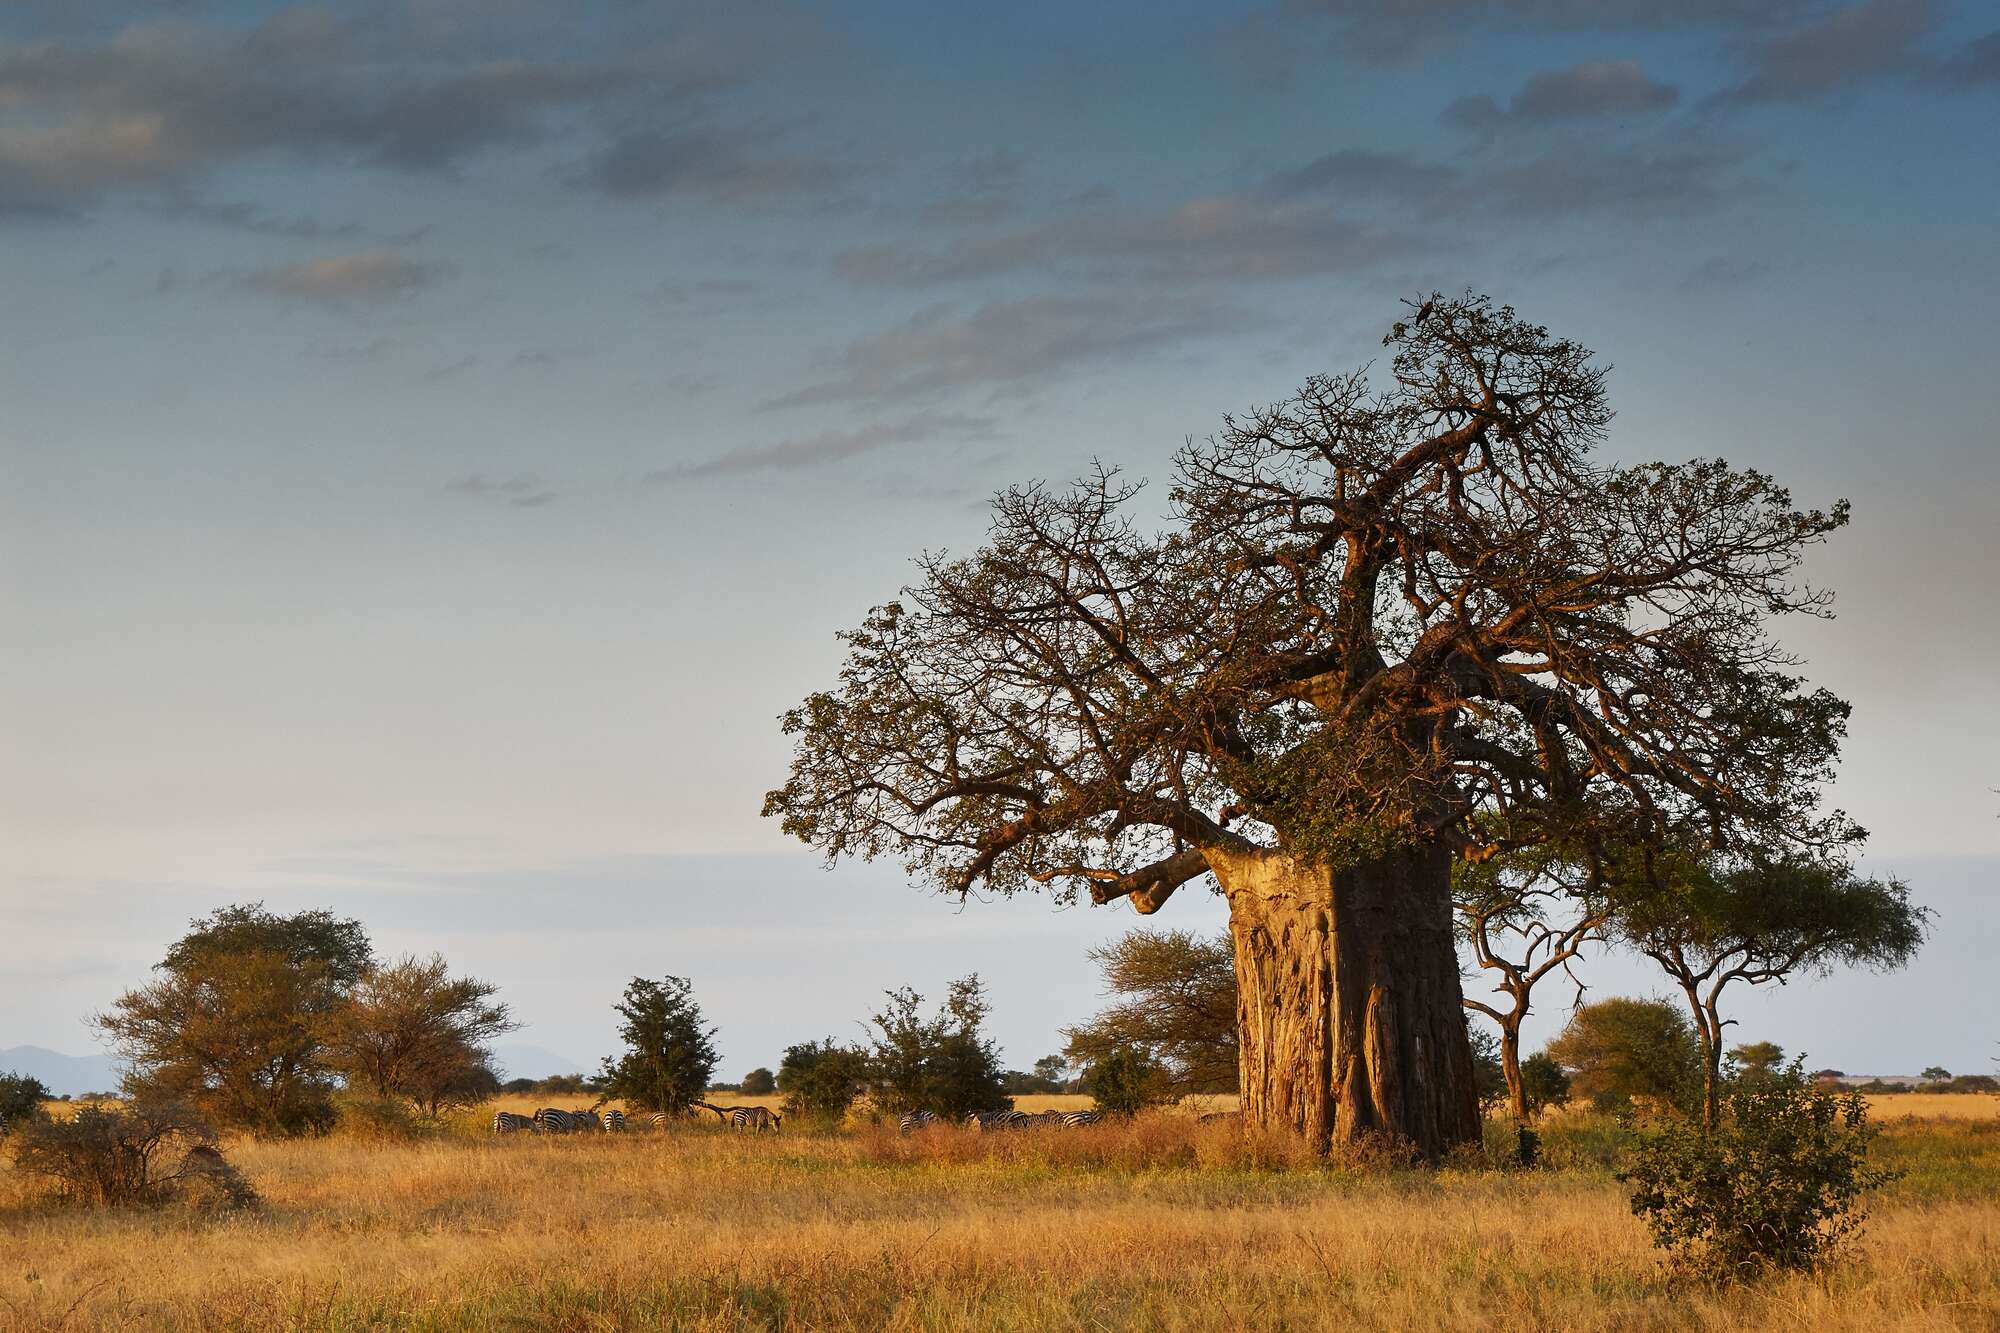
1617;1062;1894;1279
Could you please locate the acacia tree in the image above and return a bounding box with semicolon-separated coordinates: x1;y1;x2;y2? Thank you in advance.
1062;930;1238;1098
766;295;1857;1159
1455;843;1614;1121
95;904;372;1135
324;954;516;1117
1615;856;1925;1128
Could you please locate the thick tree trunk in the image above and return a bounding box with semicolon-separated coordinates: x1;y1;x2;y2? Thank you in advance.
1212;844;1480;1161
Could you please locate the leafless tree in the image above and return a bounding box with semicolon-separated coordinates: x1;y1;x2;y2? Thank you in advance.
767;294;1857;1159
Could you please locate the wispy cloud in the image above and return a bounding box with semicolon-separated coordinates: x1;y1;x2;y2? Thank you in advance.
1444;61;1679;131
1712;0;1937;104
767;292;1257;407
445;474;558;508
643;414;998;482
238;252;453;303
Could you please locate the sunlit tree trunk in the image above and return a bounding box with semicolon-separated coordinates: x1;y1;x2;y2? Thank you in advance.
1214;845;1480;1161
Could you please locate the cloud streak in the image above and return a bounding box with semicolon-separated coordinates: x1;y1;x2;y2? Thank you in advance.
643;414;999;482
767;292;1257;407
238;252;453;304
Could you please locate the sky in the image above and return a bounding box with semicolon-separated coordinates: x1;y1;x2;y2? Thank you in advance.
2;0;1996;1080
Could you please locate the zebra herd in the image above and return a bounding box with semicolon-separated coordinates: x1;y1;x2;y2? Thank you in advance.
495;1105;1103;1136
898;1109;1103;1133
492;1105;781;1135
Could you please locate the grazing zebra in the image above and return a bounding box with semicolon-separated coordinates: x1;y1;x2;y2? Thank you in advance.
729;1106;781;1133
601;1109;626;1132
897;1110;939;1134
533;1107;599;1134
1054;1110;1103;1128
965;1110;1031;1131
492;1111;537;1134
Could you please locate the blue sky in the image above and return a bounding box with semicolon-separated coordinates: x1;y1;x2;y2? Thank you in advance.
2;0;1996;1078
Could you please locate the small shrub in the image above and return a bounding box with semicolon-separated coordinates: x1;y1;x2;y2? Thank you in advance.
0;1070;53;1122
1086;1046;1168;1117
1617;1061;1893;1280
6;1100;256;1210
330;1092;431;1141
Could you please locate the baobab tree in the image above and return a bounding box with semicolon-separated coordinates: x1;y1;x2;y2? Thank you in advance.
765;294;1858;1159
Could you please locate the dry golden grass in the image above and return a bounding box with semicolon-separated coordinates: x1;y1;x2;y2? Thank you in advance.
1;1108;1995;1331
1860;1093;2000;1122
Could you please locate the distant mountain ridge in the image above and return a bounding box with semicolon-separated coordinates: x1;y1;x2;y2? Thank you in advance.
0;1045;123;1097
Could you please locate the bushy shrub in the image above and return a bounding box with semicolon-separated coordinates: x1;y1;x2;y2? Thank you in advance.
6;1101;256;1210
1617;1062;1893;1280
1519;1053;1571;1117
777;1040;868;1127
1087;1045;1169;1117
0;1070;53;1123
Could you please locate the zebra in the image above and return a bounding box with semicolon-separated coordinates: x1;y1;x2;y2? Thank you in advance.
534;1107;598;1134
492;1111;537;1134
729;1106;781;1133
965;1110;1030;1131
601;1109;626;1132
1055;1110;1103;1128
897;1110;939;1134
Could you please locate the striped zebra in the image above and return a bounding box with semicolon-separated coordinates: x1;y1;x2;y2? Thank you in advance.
729;1106;781;1133
492;1111;537;1134
965;1110;1031;1131
600;1109;626;1132
1055;1110;1103;1128
897;1110;939;1134
533;1107;598;1134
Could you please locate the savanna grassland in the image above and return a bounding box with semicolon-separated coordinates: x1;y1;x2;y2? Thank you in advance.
2;1095;1996;1332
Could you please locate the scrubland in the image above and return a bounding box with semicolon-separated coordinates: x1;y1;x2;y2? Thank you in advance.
1;1095;1995;1331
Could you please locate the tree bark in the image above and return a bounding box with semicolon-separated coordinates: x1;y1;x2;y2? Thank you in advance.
1500;1024;1526;1123
1212;844;1480;1161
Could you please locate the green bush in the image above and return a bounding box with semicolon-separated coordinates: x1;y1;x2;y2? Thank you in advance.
1617;1061;1893;1280
1086;1046;1169;1117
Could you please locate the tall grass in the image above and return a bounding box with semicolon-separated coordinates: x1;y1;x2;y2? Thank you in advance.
2;1106;1993;1330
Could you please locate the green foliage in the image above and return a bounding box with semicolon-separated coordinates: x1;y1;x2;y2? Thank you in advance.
1546;998;1701;1114
861;975;1010;1118
6;1100;256;1210
1730;1042;1785;1080
1003;1056;1072;1095
777;1040;868;1126
1519;1053;1572;1117
161;902;374;987
597;976;718;1116
1921;1066;1951;1082
1062;930;1238;1097
0;1070;52;1122
741;1067;777;1096
1468;1025;1508;1115
1085;1045;1169;1117
1618;1062;1894;1279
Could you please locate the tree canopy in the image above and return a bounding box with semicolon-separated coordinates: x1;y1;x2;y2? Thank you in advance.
1062;930;1238;1097
1614;854;1925;1126
597;976;718;1116
766;293;1856;910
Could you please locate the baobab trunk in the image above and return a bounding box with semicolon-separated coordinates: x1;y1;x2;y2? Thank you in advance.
1213;844;1480;1161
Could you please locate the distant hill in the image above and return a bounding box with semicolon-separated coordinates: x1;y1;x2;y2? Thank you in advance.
490;1043;590;1081
0;1045;123;1097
